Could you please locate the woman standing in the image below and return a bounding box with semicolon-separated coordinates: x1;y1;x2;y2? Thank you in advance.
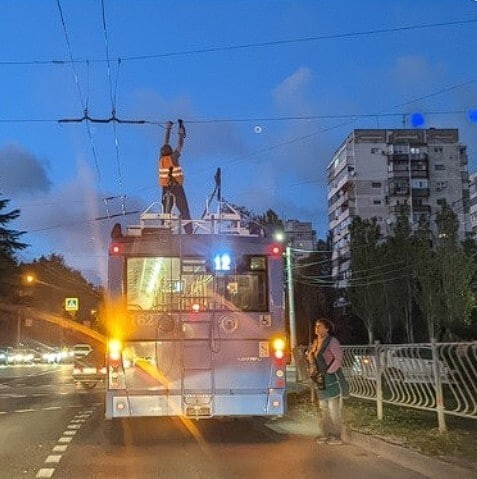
306;317;349;445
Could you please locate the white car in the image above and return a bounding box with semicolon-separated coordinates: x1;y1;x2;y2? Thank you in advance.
351;347;451;384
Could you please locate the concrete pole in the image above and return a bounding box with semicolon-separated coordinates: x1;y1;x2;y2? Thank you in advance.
286;245;297;352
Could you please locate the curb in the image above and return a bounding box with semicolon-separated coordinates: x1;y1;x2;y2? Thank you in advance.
265;405;477;479
345;429;477;479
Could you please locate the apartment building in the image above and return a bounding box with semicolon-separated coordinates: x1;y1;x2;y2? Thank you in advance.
469;172;477;238
327;128;470;284
284;219;316;259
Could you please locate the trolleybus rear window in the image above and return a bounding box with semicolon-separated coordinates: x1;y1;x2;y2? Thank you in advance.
126;256;268;312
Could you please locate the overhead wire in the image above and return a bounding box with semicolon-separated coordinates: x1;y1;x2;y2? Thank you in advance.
1;17;475;65
100;0;126;215
55;0;102;181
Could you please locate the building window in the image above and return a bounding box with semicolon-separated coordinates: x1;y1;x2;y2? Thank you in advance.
435;164;445;171
434;147;443;153
373;199;382;205
437;198;446;206
371;147;379;154
372;182;382;188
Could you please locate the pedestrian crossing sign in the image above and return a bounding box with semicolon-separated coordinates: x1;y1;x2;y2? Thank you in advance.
65;297;79;311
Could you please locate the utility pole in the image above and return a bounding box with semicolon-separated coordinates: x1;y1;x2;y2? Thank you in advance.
285;245;297;352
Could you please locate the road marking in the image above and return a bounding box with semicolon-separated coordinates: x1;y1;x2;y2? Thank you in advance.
43;406;61;411
67;424;81;429
31;406;96;478
52;445;68;452
15;408;35;413
36;469;55;478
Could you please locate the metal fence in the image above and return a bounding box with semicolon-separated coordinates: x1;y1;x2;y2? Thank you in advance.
342;341;477;432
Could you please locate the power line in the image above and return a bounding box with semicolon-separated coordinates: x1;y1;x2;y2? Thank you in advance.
56;0;102;181
2;18;475;65
99;0;126;215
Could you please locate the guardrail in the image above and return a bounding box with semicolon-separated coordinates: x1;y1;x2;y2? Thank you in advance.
342;341;477;432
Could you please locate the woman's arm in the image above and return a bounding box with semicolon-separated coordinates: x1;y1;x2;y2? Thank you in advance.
327;337;343;373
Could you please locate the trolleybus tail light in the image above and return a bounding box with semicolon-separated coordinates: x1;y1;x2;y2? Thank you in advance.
110;243;123;255
272;337;286;360
269;244;283;258
108;339;123;368
192;302;201;313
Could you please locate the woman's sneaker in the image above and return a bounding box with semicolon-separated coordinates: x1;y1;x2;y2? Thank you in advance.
326;436;343;445
314;435;328;444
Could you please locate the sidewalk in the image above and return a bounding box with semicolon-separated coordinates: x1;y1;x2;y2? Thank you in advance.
263;365;477;479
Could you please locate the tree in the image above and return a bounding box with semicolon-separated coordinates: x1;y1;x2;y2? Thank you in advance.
384;209;416;342
293;237;334;345
434;202;475;339
22;253;101;321
0;193;27;300
347;217;387;343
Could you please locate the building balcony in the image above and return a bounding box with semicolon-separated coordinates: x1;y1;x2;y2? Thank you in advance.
410;169;429;178
388;169;410;178
389;187;410;196
412;204;431;213
389;204;410;215
411;188;430;197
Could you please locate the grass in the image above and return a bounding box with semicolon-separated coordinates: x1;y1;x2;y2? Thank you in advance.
287;391;477;466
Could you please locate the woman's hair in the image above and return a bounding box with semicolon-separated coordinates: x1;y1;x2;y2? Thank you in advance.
315;317;335;334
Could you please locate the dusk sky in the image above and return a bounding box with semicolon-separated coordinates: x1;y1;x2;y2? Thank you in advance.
1;0;476;285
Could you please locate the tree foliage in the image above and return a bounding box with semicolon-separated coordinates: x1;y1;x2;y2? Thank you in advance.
347;202;476;343
21;253;102;325
0;193;27;300
347;217;387;343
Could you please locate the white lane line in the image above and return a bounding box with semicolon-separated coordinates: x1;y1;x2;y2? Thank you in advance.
36;468;55;478
58;436;73;444
45;455;62;464
70;418;85;423
15;409;36;413
52;445;68;452
67;424;81;429
63;430;77;436
0;411;7;415
43;406;61;411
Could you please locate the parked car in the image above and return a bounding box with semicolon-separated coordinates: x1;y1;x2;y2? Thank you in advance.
351;346;452;384
0;347;13;365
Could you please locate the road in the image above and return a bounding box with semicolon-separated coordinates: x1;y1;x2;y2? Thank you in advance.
0;364;429;479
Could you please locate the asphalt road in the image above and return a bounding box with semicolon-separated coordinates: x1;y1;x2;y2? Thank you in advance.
0;365;431;479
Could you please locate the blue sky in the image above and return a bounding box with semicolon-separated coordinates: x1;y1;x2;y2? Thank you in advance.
0;0;476;285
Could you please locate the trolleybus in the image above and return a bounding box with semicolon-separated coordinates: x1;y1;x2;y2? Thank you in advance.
104;202;287;424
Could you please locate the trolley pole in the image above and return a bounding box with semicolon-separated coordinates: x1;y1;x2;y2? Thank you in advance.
286;245;297;352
